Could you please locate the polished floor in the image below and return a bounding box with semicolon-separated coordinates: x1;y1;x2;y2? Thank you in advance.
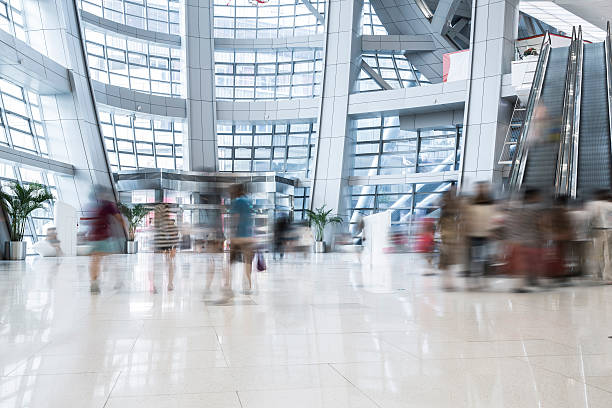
0;252;611;407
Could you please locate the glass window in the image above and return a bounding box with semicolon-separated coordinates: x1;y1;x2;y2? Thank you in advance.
215;49;323;101
351;115;462;177
99;109;185;170
0;0;27;42
213;0;325;39
349;182;453;240
362;0;387;36
217;121;316;180
79;0;181;35
84;25;183;97
357;51;430;93
0;78;48;157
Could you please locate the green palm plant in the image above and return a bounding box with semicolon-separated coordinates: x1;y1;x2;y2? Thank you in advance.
119;203;149;241
304;205;342;242
0;182;54;242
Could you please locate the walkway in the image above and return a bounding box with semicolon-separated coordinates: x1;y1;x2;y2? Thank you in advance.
0;253;611;407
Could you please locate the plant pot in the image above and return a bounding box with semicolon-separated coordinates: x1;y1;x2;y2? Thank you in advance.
5;241;26;260
126;241;138;254
314;241;326;253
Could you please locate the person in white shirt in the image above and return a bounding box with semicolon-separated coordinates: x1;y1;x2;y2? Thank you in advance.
568;200;590;277
464;182;498;289
585;190;612;281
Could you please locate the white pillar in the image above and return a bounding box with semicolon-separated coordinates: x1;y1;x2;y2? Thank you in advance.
311;0;363;225
184;0;217;171
460;0;519;188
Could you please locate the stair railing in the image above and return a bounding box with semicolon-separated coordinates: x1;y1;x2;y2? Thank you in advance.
605;22;612;189
554;28;576;195
498;98;525;165
508;33;552;191
568;26;584;198
555;27;580;197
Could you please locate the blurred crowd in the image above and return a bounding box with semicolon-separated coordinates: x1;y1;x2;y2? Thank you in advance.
416;182;612;292
78;184;313;297
73;178;612;296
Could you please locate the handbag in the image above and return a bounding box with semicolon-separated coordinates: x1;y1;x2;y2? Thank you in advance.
256;252;267;272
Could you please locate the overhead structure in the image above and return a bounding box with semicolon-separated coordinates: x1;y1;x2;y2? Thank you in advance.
367;0;470;82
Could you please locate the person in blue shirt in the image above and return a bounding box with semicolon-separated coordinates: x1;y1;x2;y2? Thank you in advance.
226;183;255;293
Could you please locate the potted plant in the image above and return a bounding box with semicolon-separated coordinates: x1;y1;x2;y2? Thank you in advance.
304;205;342;253
119;203;148;254
0;182;54;260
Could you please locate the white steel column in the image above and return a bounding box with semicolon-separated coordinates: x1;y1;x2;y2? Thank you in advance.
311;0;363;228
460;0;518;187
184;0;217;171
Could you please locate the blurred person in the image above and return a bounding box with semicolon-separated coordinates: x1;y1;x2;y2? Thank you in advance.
464;182;498;289
154;203;180;292
530;105;562;144
542;196;573;282
33;226;63;257
353;213;365;262
293;221;313;257
416;218;436;275
505;188;544;292
85;188;126;294
586;190;612;281
437;185;462;291
568;199;590;277
273;214;290;260
45;227;63;256
225;183;255;294
203;225;224;292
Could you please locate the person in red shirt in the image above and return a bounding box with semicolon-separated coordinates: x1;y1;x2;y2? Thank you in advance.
84;188;126;293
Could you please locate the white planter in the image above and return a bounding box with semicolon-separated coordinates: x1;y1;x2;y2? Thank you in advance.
126;241;138;254
5;241;26;260
314;241;326;253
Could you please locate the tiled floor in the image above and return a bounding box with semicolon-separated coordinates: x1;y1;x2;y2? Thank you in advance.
0;252;611;407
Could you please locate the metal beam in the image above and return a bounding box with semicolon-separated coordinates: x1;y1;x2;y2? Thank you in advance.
0;145;75;176
361;34;436;53
360;60;393;90
299;0;324;24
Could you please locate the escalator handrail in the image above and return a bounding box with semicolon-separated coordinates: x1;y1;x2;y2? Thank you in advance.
569;27;584;198
605;22;612;189
555;27;578;196
508;33;552;191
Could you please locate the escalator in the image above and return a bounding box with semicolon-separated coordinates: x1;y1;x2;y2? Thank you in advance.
577;42;612;194
522;46;569;190
505;26;612;197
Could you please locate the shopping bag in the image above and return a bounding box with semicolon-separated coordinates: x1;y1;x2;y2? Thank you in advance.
256;252;267;272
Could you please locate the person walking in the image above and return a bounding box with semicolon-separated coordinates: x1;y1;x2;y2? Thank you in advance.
464;182;497;289
505;189;545;292
154;203;180;292
437;185;462;291
225;184;255;294
586;190;612;281
86;188;126;294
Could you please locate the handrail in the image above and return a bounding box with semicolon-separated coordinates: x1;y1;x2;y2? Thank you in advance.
498;97;525;165
605;22;612;190
508;33;552;191
414;0;434;21
555;27;578;196
569;27;584;198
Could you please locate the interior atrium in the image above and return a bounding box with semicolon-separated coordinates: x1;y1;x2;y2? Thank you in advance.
0;0;612;406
